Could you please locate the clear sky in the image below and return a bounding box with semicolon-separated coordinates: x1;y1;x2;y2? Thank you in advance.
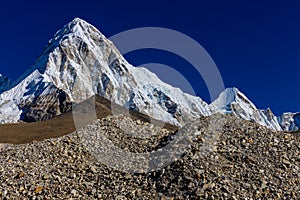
0;0;299;115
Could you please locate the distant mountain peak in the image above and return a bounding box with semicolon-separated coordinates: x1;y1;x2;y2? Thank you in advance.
211;87;282;130
211;87;256;113
219;87;238;102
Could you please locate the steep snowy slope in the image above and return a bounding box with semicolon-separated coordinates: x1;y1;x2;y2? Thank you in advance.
0;18;212;125
0;70;71;123
211;88;282;130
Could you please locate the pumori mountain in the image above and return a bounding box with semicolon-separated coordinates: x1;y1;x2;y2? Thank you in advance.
0;18;211;125
0;18;298;131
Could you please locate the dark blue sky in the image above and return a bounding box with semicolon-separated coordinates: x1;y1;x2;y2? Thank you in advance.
0;0;299;115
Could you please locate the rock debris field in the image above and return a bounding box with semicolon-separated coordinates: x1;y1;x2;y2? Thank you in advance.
0;114;299;199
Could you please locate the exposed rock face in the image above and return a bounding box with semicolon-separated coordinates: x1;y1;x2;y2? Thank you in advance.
0;70;72;123
19;87;71;122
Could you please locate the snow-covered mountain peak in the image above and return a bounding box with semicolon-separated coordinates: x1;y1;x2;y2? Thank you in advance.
50;17;104;43
211;87;256;114
16;17;125;99
210;87;282;130
69;17;87;26
213;87;238;104
0;18;213;125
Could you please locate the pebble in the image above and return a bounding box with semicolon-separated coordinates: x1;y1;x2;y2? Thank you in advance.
34;186;44;193
203;183;215;190
282;159;291;165
18;172;25;178
43;174;50;180
70;189;77;196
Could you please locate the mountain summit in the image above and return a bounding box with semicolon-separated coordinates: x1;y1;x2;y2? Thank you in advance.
0;18;298;131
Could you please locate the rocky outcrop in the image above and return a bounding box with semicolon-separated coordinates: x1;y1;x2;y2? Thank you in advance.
19;87;71;122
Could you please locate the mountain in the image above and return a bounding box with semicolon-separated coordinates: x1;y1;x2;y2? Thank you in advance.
0;18;298;131
210;88;300;131
0;18;212;125
211;88;282;130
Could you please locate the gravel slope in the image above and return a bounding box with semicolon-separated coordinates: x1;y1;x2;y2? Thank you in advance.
0;114;299;199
